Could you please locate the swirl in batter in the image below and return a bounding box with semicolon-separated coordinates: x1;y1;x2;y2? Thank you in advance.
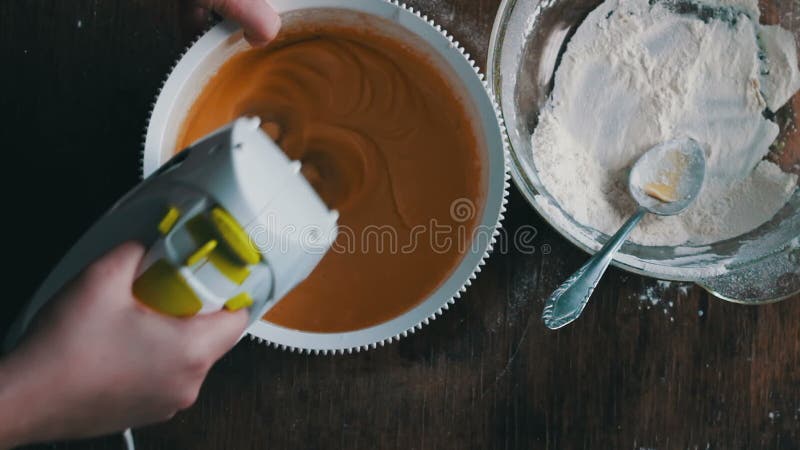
178;28;484;332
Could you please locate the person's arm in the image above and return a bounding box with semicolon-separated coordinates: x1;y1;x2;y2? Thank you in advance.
0;243;248;448
0;351;41;448
0;2;280;446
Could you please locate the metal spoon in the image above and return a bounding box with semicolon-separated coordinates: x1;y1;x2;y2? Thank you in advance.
541;138;707;330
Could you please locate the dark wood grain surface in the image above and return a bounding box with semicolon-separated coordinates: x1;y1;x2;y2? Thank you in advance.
1;0;798;449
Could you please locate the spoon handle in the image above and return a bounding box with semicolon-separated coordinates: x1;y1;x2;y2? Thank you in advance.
542;207;647;330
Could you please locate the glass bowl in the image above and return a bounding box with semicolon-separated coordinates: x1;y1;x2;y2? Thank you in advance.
487;0;800;302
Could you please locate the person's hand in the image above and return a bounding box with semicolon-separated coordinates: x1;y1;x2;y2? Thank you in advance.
0;242;248;448
183;0;281;45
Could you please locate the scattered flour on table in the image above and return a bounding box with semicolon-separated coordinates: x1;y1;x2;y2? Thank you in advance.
532;0;800;245
634;280;695;322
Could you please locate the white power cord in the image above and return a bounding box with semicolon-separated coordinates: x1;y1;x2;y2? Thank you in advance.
123;428;135;450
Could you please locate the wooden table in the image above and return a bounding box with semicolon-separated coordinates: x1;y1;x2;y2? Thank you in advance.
2;0;798;448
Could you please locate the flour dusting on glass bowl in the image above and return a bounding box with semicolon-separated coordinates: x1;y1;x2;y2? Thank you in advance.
488;0;800;302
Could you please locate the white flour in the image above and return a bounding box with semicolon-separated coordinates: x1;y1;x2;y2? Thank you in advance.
532;0;800;245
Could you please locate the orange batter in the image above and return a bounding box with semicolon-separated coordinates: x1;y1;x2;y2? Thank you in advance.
178;28;484;332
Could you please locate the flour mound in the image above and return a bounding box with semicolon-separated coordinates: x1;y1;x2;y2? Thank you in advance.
532;0;800;246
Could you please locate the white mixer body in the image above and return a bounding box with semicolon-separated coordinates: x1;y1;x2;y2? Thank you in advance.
4;117;338;352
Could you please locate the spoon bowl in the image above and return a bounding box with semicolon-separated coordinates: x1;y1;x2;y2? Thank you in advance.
629;137;707;216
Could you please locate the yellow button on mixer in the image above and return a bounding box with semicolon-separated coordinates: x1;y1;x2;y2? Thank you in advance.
186;239;218;266
224;292;254;311
158;206;180;235
185;217;252;285
209;207;261;265
133;260;202;317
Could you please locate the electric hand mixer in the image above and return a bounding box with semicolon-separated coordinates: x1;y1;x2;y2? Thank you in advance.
3;117;338;351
